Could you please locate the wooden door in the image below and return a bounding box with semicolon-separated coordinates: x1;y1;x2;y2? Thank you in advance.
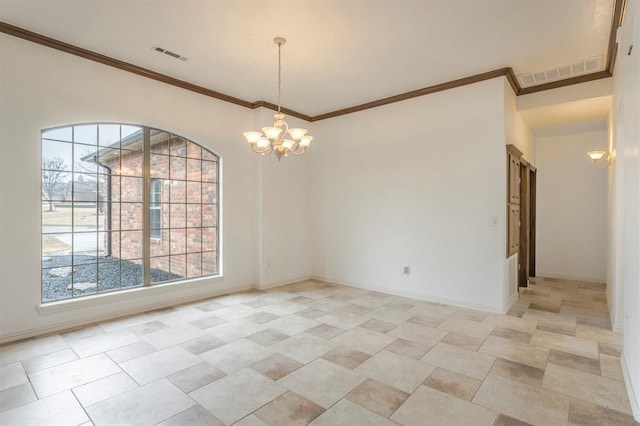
506;145;523;258
506;145;533;287
509;154;521;204
508;204;520;256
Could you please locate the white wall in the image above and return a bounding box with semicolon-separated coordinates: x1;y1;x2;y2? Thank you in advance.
505;80;536;164
517;78;613;111
536;131;608;282
310;78;509;312
606;110;624;331
610;0;640;419
0;35;310;343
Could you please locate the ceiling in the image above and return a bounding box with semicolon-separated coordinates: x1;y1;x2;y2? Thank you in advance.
0;0;617;117
519;96;612;135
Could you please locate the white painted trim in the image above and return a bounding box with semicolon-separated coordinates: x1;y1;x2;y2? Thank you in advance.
621;351;640;421
505;254;518;311
312;275;505;314
612;321;625;333
605;291;625;332
257;275;312;290
505;291;519;313
535;272;606;284
37;275;226;315
217;156;225;277
1;281;252;345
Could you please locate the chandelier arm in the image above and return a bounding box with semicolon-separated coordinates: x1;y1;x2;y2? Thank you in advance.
251;144;272;156
290;145;307;155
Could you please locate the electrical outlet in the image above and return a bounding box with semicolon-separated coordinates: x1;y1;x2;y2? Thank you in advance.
403;266;410;275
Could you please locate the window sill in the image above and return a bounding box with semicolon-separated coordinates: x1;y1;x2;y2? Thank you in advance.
37;274;224;316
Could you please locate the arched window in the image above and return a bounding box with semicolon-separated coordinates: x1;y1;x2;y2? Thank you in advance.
41;124;219;302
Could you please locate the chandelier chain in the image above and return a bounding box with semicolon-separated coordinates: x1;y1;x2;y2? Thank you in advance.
277;41;282;113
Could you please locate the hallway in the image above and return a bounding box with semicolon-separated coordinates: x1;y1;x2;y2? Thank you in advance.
505;277;634;424
0;278;636;425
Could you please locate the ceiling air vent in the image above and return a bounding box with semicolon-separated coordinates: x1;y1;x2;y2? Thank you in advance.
558;65;572;77
517;55;603;88
571;62;586;74
152;46;188;62
585;57;601;71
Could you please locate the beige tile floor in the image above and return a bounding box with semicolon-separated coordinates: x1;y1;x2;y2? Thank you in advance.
0;277;638;425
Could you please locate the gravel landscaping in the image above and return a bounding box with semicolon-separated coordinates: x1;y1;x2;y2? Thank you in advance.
42;255;181;302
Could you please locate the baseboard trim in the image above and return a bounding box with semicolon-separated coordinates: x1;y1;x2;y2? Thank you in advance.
37;275;227;315
621;351;640;421
312;275;505;314
0;282;253;345
612;321;625;333
605;294;625;333
256;275;312;290
536;273;606;284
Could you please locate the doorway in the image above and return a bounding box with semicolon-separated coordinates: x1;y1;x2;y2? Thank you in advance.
506;144;536;288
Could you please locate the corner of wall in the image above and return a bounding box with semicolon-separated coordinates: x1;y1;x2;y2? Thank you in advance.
253;148;264;287
622;351;640;421
313;275;507;314
255;275;312;291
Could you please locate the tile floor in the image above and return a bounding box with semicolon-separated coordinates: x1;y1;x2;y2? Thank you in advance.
0;277;638;425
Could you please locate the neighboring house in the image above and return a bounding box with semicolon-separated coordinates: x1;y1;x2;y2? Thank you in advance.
63;177;102;204
83;128;219;278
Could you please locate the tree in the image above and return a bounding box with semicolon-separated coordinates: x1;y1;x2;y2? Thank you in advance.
42;157;67;211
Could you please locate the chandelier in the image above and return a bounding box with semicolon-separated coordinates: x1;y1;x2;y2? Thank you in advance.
243;37;313;160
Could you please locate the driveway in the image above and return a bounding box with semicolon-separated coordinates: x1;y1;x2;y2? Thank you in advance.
43;226;105;255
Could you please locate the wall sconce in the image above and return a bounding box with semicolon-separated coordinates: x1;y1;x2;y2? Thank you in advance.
587;151;611;168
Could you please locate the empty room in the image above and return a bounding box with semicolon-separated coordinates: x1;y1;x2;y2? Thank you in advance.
0;0;639;425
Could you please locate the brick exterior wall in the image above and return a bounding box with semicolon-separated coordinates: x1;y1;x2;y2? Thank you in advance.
100;135;218;279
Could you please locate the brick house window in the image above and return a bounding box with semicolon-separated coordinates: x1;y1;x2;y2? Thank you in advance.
150;179;162;239
41;124;219;302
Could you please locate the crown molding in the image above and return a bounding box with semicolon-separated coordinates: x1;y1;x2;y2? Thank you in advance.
517;70;612;96
606;0;627;74
311;68;518;121
0;22;256;107
250;100;312;122
0;0;624;122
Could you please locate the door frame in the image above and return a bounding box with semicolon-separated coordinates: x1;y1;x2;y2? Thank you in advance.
518;160;531;287
529;167;537;277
